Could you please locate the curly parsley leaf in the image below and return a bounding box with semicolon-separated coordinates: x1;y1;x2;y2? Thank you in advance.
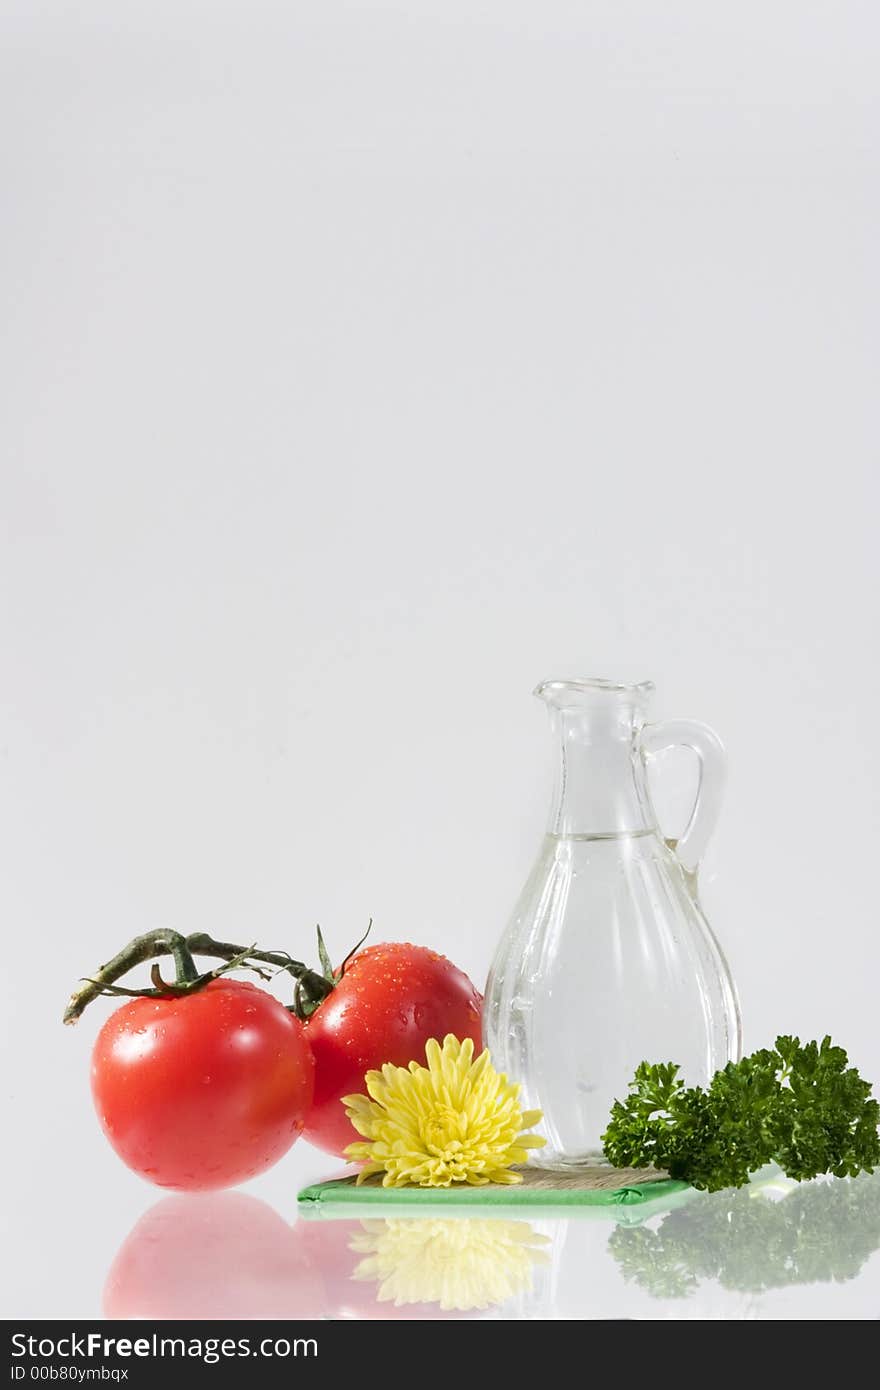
602;1036;880;1192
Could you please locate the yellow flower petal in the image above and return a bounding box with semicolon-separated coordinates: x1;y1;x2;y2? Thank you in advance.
342;1034;545;1188
519;1109;544;1127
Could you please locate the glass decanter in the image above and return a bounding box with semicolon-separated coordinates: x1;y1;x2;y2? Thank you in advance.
484;677;741;1169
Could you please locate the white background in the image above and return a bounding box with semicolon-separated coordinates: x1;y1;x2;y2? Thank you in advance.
1;1;878;1317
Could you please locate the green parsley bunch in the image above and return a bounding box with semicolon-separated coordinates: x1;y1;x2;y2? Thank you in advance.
602;1036;880;1192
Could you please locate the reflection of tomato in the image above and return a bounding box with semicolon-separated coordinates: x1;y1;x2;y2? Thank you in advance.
104;1193;324;1320
303;943;482;1156
91;980;314;1189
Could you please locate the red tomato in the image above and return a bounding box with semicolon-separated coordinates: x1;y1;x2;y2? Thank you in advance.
91;979;314;1190
302;942;482;1156
103;1193;324;1320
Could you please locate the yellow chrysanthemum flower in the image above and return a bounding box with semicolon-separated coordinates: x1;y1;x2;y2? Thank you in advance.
342;1034;545;1187
350;1218;550;1311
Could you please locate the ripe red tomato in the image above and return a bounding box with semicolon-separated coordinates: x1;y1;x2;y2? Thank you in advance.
91;979;314;1190
302;942;482;1156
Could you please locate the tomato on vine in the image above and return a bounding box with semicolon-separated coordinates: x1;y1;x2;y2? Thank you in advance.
64;922;482;1182
91;979;314;1190
65;929;320;1190
299;939;483;1157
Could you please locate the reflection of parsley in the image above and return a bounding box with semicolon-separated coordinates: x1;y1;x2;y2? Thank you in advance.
602;1036;880;1192
609;1172;880;1298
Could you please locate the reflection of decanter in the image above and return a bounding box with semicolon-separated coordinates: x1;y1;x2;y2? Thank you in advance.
485;677;742;1168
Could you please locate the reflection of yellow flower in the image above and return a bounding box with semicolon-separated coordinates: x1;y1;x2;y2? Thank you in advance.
350;1218;550;1311
343;1034;545;1187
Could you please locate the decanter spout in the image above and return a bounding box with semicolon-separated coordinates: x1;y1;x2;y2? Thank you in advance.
535;677;656;838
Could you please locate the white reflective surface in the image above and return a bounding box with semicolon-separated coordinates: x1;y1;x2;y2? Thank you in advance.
5;1126;878;1320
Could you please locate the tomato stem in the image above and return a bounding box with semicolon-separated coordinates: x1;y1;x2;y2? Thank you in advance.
63;929;196;1024
185;934;332;1014
172;936;200;985
63;929;334;1024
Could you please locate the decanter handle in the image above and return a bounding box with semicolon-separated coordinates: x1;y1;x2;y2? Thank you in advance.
640;719;726;874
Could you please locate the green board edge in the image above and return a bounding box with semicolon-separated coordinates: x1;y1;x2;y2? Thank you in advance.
297;1174;692;1222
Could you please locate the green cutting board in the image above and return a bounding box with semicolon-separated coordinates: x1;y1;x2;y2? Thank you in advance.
298;1165;690;1215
